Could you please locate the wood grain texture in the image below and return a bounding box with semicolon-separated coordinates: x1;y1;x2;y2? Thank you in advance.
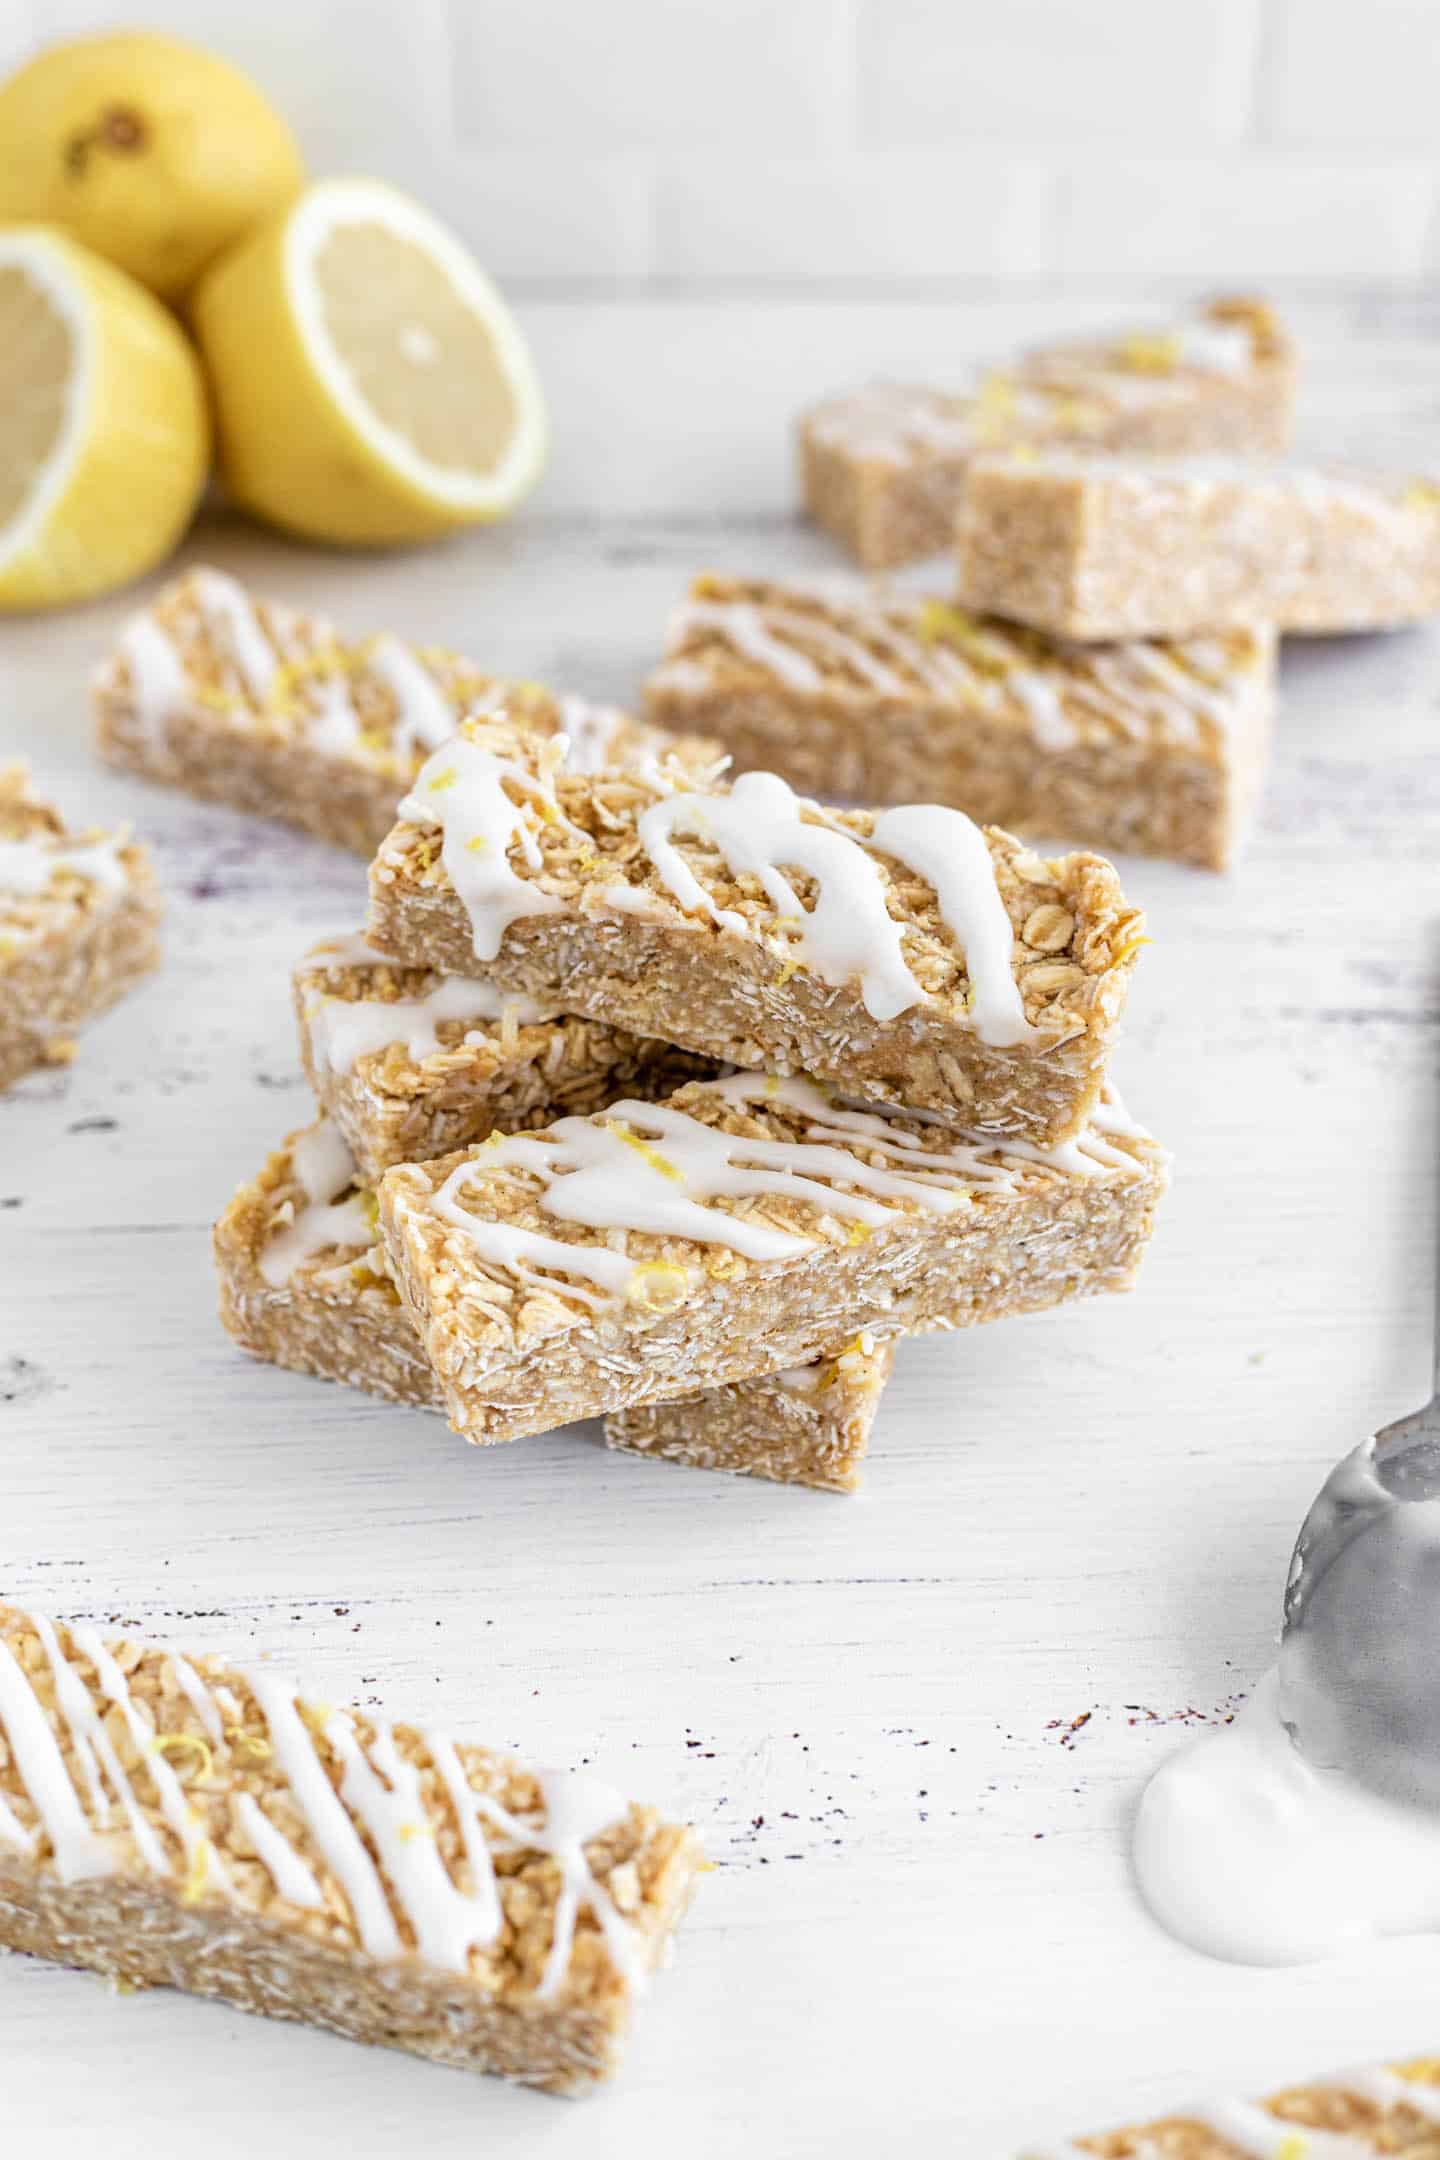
1;295;1439;2154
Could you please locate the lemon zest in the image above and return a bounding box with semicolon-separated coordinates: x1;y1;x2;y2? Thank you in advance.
181;1835;211;1906
607;1120;683;1182
151;1731;213;1782
1117;331;1180;375
626;1261;690;1310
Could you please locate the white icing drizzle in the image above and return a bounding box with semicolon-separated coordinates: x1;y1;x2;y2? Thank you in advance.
0;1614;646;1995
249;1671;402;1959
191;568;278;702
169;1655;224;1745
323;1713;505;1970
118;612;187;754
1172;317;1254;376
72;1624;231;1895
556;695;628;774
33;1613;167;1873
638;770;919;1021
367;636;458;760
305;976;547;1077
1184;2098;1364;2157
0;1635;114;1880
1007;669;1074;750
397;737;576;963
305;670;364;752
234;1792;324;1909
663;584;1244;754
868;806;1034;1047
427;1072;1145;1308
1319;2068;1440;2125
0;834;127;898
259;1120;373;1289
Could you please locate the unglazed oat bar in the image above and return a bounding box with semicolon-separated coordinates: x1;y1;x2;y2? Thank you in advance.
294;932;713;1182
605;1334;894;1494
0;1602;699;2094
216;1117;887;1489
0;764;162;1091
643;576;1276;871
1017;2055;1440;2157
366;711;1145;1146
956;451;1440;640
93;566;721;855
800;296;1295;569
379;1072;1167;1447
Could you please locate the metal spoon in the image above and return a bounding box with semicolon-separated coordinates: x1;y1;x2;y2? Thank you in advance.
1280;1272;1440;1806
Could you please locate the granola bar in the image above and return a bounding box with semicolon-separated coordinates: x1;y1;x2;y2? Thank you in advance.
216;1118;891;1490
605;1334;894;1494
294;931;713;1183
379;1072;1167;1447
800;296;1295;569
0;765;162;1091
956;451;1440;640
1017;2055;1440;2156
93;566;721;856
0;1602;699;2094
366;711;1146;1146
643;576;1276;871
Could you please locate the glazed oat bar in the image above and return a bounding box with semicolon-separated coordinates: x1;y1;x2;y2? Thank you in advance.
1017;2054;1440;2156
605;1334;895;1494
216;1117;890;1490
956;451;1440;641
366;711;1145;1146
93;566;721;856
216;1117;439;1409
379;1071;1167;1448
294;931;713;1183
0;1602;699;2094
800;296;1295;569
644;575;1276;871
0;764;162;1091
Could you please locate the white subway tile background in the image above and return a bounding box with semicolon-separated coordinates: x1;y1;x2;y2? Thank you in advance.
3;0;1439;289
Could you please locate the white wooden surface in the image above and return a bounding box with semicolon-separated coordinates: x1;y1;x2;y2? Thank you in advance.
3;296;1440;2155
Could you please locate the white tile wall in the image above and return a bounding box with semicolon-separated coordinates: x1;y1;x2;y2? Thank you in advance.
6;0;1440;289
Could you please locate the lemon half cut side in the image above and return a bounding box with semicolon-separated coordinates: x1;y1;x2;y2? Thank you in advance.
193;178;547;547
0;225;209;612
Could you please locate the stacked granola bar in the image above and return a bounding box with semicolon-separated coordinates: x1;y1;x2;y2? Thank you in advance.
206;657;1165;1494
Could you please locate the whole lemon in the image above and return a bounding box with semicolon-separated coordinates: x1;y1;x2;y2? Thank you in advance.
0;32;304;302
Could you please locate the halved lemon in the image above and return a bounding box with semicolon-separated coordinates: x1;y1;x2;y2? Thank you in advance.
191;177;547;547
0;224;209;612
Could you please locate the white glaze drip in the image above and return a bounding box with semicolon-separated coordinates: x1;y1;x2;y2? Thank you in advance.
234;1792;325;1909
0;1635;114;1881
305;670;363;752
557;695;627;774
0;1614;646;1995
72;1625;230;1895
191;569;278;701
368;637;458;760
169;1655;224;1745
638;770;920;1020
867;805;1033;1047
0;834;128;898
248;1671;402;1960
306;977;547;1076
426;1071;1148;1309
397;737;575;962
118;613;187;754
1007;669;1074;749
260;1121;373;1288
1319;2068;1440;2125
1184;2098;1364;2157
33;1614;167;1873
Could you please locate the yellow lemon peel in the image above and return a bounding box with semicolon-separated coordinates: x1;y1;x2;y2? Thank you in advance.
626;1261;689;1311
607;1121;683;1182
151;1731;214;1782
1117;331;1180;375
